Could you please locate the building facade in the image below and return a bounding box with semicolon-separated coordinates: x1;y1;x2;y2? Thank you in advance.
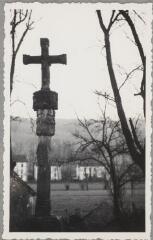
14;155;28;182
14;154;106;182
76;165;105;180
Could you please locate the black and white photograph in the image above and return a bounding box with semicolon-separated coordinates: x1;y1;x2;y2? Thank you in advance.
2;2;152;239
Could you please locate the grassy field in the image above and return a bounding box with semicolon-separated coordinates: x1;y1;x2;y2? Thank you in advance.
51;190;112;217
29;182;145;218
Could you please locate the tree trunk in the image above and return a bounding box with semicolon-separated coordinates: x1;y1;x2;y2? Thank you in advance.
113;185;122;218
10;135;16;172
10;54;16;172
10;54;16;94
109;159;122;218
104;33;145;174
111;171;122;218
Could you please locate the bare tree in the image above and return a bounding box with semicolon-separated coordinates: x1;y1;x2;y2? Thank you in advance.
120;10;146;116
96;10;145;174
73;102;141;217
10;9;34;94
10;9;34;171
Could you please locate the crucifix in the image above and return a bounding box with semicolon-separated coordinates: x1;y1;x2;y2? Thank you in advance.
23;38;67;217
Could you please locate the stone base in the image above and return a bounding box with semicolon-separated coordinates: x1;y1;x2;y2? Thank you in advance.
22;215;61;232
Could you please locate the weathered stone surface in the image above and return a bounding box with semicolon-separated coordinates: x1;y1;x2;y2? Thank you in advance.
23;38;66;90
23;38;67;218
36;109;55;136
33;90;58;111
35;137;51;216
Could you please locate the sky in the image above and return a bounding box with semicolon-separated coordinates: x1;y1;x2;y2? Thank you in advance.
4;3;152;120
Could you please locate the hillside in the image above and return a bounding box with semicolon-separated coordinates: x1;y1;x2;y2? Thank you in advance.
11;117;145;162
11;118;78;158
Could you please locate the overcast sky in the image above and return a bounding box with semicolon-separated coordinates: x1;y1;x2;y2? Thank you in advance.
5;3;152;120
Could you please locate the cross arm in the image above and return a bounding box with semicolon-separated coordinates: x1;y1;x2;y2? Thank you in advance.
23;55;42;65
23;54;67;65
48;54;67;65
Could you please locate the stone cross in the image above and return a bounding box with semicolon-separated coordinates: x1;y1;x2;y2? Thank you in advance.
23;38;67;217
23;38;66;90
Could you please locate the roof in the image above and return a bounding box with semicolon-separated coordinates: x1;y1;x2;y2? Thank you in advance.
13;154;28;163
11;171;36;196
76;159;102;167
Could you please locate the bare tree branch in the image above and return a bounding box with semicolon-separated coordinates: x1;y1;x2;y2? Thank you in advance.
10;9;34;94
96;10;107;33
133;10;146;25
95;91;115;102
129;118;144;154
119;65;142;91
119;10;146;116
11;99;35;133
108;11;121;32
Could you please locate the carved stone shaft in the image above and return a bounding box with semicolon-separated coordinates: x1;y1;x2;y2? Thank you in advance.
35;136;51;216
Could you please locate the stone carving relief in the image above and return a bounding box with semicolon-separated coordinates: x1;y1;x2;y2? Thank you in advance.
36;109;55;136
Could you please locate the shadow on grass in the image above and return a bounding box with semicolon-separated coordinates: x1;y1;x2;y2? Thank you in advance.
10;203;145;232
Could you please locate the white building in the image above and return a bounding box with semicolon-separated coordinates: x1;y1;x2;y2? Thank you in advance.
14;155;28;182
14;155;107;182
76;165;105;180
